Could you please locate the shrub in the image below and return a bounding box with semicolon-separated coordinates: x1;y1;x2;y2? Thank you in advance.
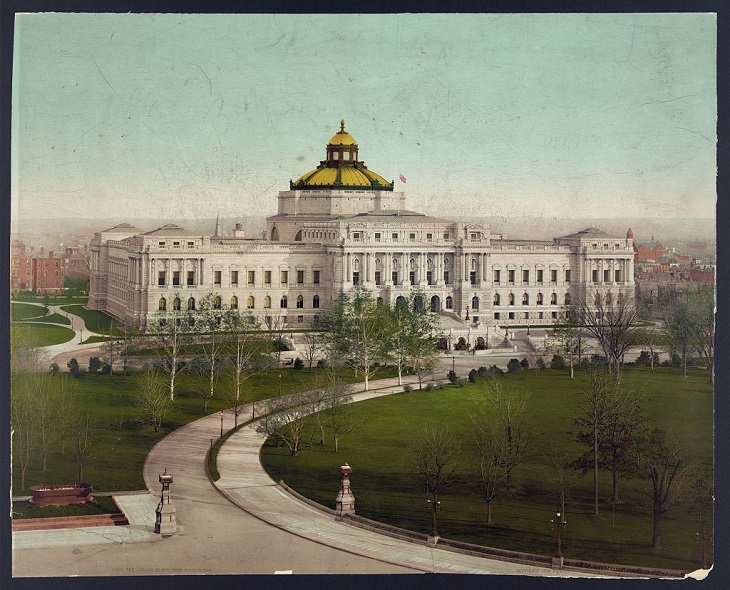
316;358;328;369
535;357;546;370
447;370;458;384
403;384;413;393
507;358;523;373
49;362;60;375
520;357;530;370
456;378;467;388
100;361;112;375
550;354;566;370
477;366;488;376
88;357;101;373
424;383;434;392
67;358;81;378
293;358;305;370
468;369;478;383
636;350;659;367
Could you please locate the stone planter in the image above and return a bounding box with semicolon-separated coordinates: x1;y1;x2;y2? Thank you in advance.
29;483;93;506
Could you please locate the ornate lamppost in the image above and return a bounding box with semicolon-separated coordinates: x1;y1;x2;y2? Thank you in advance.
220;412;224;438
335;462;355;520
154;469;177;536
550;511;567;569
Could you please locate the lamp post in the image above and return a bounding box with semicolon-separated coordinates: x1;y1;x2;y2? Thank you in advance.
79;328;83;343
452;355;455;373
278;374;282;397
550;511;567;569
220;412;224;438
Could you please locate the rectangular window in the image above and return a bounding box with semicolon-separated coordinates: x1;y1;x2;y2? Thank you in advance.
280;270;288;285
494;312;500;320
297;270;304;284
508;312;515;320
173;241;181;249
537;269;544;284
392;271;398;284
230;271;238;286
470;271;477;286
214;270;222;286
375;271;382;286
522;269;529;284
615;270;621;282
443;232;450;240
187;241;195;248
552;311;558;319
352;232;361;239
493;269;500;284
409;271;416;285
158;241;166;248
172;271;180;286
281;297;288;308
426;233;433;241
265;270;272;285
248;270;255;285
508;269;515;284
427;271;433;285
375;232;381;242
352;272;360;286
444;271;450;284
409;233;416;242
187;271;194;286
551;269;558;284
313;270;320;284
392;232;398;241
297;298;304;309
297;315;304;323
565;270;571;283
604;270;610;283
524;312;529;319
470;232;478;241
158;271;166;286
592;270;599;283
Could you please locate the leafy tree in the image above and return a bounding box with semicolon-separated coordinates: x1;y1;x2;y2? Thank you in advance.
684;286;715;384
88;356;102;373
411;425;460;538
133;371;171;432
318;288;392;391
506;358;522;373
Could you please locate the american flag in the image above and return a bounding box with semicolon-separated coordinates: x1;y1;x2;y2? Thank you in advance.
399;173;407;183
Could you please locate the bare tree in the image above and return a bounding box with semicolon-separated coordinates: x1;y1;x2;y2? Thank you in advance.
133;371;171;432
255;397;311;456
301;330;320;369
637;429;695;549
547;306;587;378
470;418;507;525
69;408;95;482
411;425;460;538
100;336;121;374
11;387;35;491
575;295;641;377
261;311;287;367
222;310;261;426
148;299;192;400
546;448;581;522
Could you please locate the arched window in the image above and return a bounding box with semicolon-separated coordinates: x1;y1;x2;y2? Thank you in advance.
565;293;571;305
173;297;181;311
522;293;529;305
445;296;453;309
271;226;279;241
617;292;624;305
471;296;479;310
536;293;543;305
247;296;254;309
297;295;304;309
593;292;601;306
213;296;222;310
230;296;238;310
280;295;288;309
493;293;500;306
294;230;302;241
395;296;407;310
313;295;320;308
264;295;271;309
508;293;515;306
605;293;612;305
550;293;557;305
187;297;196;311
159;297;167;311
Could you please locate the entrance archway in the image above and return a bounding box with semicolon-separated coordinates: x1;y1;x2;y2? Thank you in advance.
430;295;440;312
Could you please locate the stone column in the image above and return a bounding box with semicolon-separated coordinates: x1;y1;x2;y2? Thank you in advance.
335;462;355;519
154;469;177;536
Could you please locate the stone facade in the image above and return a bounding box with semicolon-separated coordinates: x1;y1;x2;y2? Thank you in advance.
89;123;635;331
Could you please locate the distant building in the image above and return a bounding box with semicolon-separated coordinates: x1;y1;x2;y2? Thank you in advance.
634;241;666;262
11;250;65;295
89;120;636;331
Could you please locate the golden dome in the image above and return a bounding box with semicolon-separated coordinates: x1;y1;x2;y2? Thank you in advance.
328;119;357;146
290;119;393;191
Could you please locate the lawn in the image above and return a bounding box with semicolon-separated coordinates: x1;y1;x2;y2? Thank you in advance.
11;323;75;347
13;292;89;305
11;302;47;321
11;496;120;519
24;312;72;326
10;366;389;496
260;367;713;572
59;304;120;334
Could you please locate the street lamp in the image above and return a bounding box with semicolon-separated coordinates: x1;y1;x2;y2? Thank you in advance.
452;355;455;373
550;511;567;568
220;412;224;438
278;374;282;397
79;328;83;343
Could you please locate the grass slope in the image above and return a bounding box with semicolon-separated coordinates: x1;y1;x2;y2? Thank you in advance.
11;302;47;321
60;305;119;334
260;368;713;571
11;324;75;346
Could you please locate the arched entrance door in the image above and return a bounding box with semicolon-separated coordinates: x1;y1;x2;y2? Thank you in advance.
413;295;424;313
395;296;407;310
430;295;440;312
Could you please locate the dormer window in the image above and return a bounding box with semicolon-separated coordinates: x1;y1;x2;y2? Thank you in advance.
158;241;166;248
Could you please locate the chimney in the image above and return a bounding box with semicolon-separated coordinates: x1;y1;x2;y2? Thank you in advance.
233;223;245;238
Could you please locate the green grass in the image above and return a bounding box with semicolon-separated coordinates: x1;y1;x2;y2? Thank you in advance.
13;292;89;305
81;335;118;345
59;305;120;334
11;496;120;519
11;366;388;496
24;312;72;326
260;367;713;571
11;302;47;321
11;323;75;346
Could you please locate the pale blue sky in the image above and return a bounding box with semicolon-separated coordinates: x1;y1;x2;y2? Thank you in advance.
12;13;716;222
